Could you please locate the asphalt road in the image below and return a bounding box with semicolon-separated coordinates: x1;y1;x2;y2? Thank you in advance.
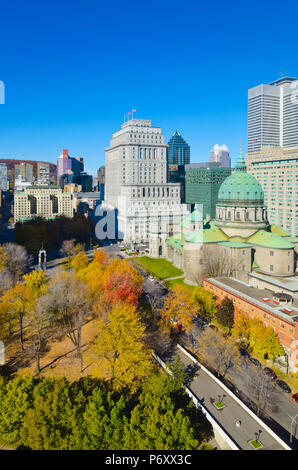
174;347;286;450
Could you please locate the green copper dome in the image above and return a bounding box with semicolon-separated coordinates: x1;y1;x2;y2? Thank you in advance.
218;152;264;205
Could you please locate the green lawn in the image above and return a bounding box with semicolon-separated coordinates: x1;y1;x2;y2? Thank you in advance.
249;440;262;449
165;278;195;293
132;256;183;280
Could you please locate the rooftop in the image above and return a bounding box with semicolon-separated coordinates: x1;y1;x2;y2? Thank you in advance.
206;277;298;324
249;271;298;293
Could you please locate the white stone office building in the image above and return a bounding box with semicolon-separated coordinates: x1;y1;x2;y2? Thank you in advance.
14;185;73;223
103;118;190;242
248;77;298;153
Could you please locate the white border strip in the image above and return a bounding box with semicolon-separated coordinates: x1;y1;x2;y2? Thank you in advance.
177;344;291;450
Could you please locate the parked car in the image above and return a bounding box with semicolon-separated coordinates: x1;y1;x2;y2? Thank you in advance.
239;347;249;357
249;357;261;368
276;379;291;394
208;324;218;331
292;393;298;403
263;367;277;380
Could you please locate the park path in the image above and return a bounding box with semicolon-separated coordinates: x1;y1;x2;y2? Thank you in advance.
161;275;185;283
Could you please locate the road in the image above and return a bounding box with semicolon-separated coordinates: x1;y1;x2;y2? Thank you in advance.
173;347;287;450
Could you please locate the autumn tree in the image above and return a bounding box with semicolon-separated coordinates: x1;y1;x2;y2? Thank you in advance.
59;239;77;270
216;296;235;333
234;316;284;360
160;284;197;333
0;243;32;284
44;271;91;371
23;269;47;297
191;286;217;323
0;283;34;351
243;362;277;415
197;328;240;378
87;303;153;393
70;250;89;273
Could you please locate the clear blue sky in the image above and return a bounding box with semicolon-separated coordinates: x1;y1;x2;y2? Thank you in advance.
0;0;297;174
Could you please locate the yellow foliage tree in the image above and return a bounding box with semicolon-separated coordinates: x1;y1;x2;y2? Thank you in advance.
233;316;284;360
160;284;197;333
70;251;89;273
87;303;153;393
23;270;47;297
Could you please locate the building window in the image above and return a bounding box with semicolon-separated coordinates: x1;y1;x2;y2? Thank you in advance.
270;265;274;272
270;251;274;256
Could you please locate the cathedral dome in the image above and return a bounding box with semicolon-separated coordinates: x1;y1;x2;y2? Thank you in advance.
218;152;264;205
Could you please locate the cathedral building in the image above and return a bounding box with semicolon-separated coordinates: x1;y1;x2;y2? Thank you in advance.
151;152;298;298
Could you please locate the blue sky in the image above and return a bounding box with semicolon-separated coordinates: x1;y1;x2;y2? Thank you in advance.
0;0;297;174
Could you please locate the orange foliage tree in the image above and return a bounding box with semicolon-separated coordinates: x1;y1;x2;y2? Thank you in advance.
160;284;197;333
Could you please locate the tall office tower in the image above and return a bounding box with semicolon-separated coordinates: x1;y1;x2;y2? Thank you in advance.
37;162;50;183
209;144;231;168
248;77;298;153
104;118;190;242
97;166;105;185
57;149;72;184
78;172;93;192
0;163;8;191
167;130;190;165
15;162;33;182
57;149;84;186
105;119;168;208
246;146;298;237
185;163;232;220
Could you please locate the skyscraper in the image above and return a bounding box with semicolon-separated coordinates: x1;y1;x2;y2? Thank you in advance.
185;163;232;220
103;118;189;242
248;77;298;153
105;119;168;208
57;149;84;187
0;163;8;191
15;162;33;182
209;144;231;168
167;130;190;166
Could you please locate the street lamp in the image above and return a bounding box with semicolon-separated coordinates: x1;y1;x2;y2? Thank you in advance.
290;414;298;444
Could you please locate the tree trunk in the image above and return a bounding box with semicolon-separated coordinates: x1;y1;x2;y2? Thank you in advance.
19;313;24;351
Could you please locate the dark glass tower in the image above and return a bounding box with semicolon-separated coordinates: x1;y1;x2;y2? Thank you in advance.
167;130;190;165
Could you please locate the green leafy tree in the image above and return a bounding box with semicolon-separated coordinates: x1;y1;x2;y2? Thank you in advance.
216;296;234;332
123;392;200;450
0;375;37;446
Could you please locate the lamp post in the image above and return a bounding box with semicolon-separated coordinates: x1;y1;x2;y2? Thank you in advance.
290;414;298;444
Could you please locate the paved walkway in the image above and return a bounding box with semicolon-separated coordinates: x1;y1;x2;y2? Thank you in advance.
161;275;185;283
175;347;287;450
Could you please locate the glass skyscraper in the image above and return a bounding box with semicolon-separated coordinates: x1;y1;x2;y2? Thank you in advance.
248;77;298;153
167;130;190;165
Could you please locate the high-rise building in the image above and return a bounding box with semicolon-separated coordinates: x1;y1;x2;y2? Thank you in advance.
57;149;84;186
13;185;73;223
15;162;33;182
97;166;105;185
246;145;298;237
248;77;298;153
185;163;232;220
209;144;231;168
0;163;8;191
103;118;190;242
167;130;190;166
168;164;186;203
37;162;50;184
78;172;93;192
105;119;168;208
